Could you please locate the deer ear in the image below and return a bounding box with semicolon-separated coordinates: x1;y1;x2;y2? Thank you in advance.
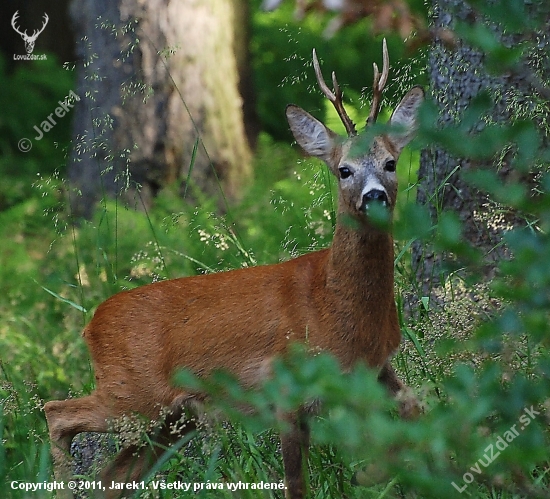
387;86;424;153
286;105;340;165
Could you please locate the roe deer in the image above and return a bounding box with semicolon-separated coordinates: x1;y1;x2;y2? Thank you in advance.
45;40;424;499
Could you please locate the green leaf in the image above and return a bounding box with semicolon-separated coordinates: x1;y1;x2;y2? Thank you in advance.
36;281;87;313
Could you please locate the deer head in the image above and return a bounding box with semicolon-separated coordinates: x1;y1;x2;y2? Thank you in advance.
286;39;424;220
11;11;49;55
44;39;424;499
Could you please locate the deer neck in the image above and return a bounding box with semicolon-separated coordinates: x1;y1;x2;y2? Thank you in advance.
323;217;399;365
326;217;395;303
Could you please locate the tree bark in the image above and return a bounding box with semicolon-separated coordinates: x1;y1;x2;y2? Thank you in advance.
68;0;253;218
413;0;542;290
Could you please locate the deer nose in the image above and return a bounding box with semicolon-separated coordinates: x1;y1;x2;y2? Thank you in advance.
361;189;388;211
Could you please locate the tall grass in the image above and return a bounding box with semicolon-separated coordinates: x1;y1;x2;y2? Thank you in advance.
0;131;385;497
3;4;550;494
0;116;516;499
4;109;547;498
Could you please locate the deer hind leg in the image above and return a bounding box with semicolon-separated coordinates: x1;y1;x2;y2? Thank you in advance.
99;444;159;499
279;410;310;499
101;431;181;499
44;394;113;498
101;399;197;499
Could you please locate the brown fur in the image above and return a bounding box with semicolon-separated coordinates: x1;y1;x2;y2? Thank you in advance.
45;87;424;499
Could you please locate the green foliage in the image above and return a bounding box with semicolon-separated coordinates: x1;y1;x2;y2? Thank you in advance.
250;0;427;140
2;1;550;498
0;55;74;210
177;347;548;498
175;2;550;498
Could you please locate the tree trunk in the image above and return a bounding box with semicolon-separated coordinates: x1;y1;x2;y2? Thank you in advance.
413;0;539;291
68;0;253;218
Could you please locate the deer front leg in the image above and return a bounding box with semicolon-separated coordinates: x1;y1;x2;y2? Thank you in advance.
279;410;310;499
377;361;422;419
351;362;421;488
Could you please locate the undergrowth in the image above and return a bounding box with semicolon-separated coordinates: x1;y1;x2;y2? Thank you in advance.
2;1;550;497
0;116;468;499
4;119;548;498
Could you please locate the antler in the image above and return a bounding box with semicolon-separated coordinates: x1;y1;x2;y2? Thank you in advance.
11;11;27;38
367;38;390;126
32;13;49;39
312;48;357;137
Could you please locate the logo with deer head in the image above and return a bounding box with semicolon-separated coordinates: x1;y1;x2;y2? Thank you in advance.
11;11;49;55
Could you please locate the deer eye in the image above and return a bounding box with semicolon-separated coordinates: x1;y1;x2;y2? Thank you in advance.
338;166;353;179
385;159;396;172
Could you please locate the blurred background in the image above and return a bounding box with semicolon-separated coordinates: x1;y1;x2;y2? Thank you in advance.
0;0;427;215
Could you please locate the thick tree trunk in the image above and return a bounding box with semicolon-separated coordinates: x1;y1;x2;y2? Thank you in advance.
68;0;253;218
413;0;538;291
